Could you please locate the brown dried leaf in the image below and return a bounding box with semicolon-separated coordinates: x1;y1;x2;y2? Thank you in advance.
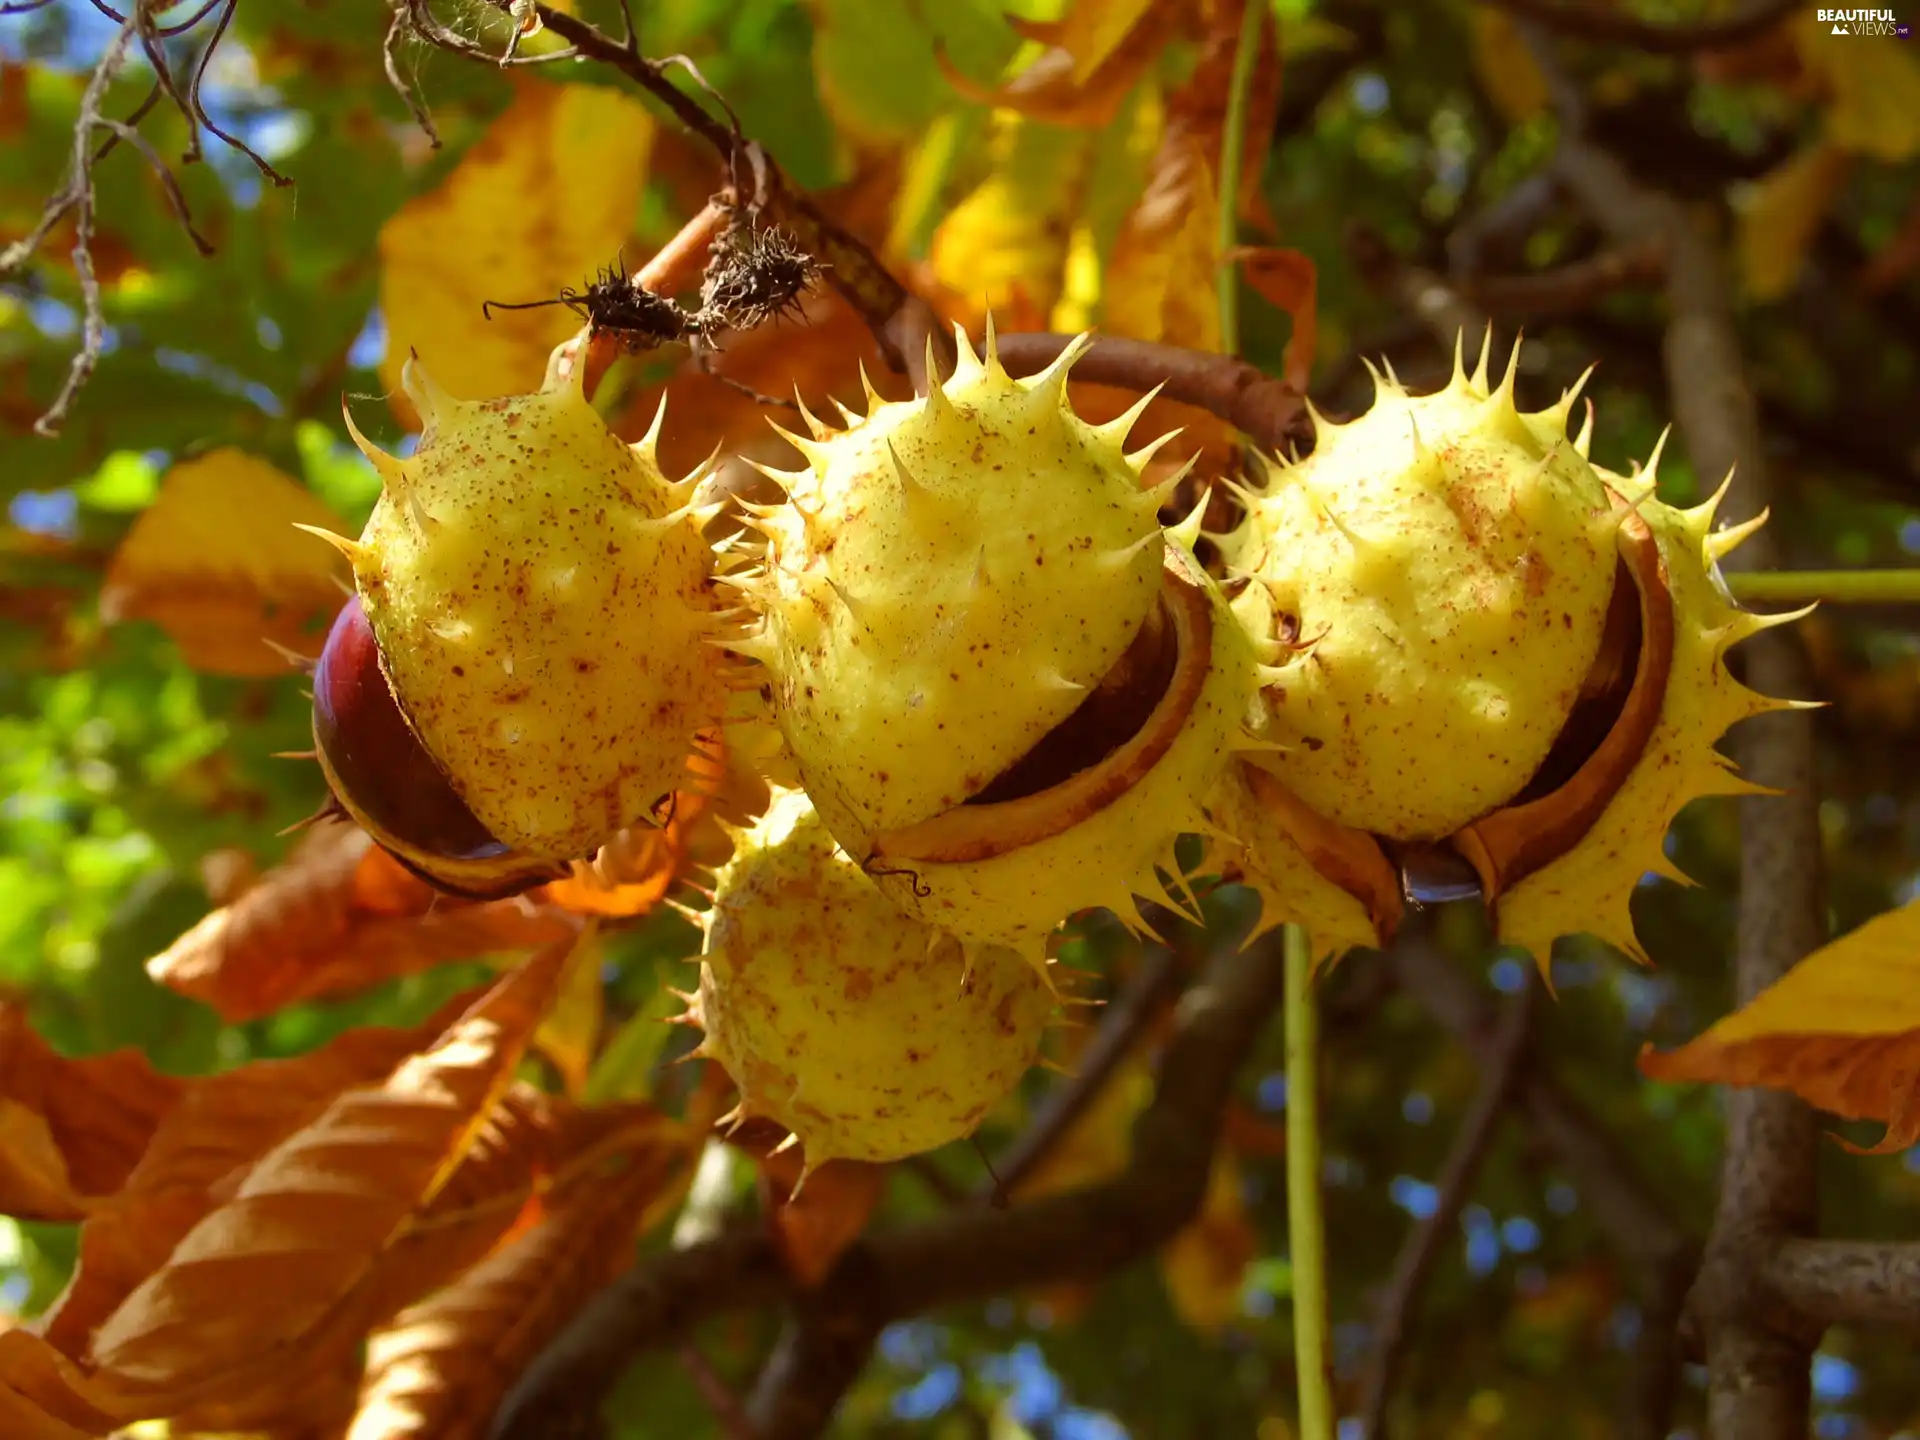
37;990;487;1359
348;1121;690;1440
164;1087;660;1437
148;819;578;1023
1232;246;1319;391
79;934;582;1415
530;937;602;1101
0;1328;119;1439
97;450;353;677
0;1011;184;1223
732;1124;888;1288
1104;0;1281;354
943;0;1194;129
1640;901;1920;1153
765;1159;888;1289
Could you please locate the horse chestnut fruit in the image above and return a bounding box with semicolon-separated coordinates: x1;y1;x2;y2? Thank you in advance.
311;595;565;900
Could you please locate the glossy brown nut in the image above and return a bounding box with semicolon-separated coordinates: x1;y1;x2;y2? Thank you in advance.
312;596;564;900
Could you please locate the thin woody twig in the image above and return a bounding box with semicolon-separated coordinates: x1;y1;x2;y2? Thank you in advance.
1477;0;1798;54
1518;20;1827;1438
1357;962;1536;1439
1388;929;1697;1440
493;935;1289;1440
1765;1240;1920;1327
678;1343;761;1440
4;0;273;434
989;943;1187;1199
993;333;1309;454
400;0;942;378
6;8;138;437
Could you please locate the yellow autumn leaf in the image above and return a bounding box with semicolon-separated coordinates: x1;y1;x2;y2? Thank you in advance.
376;76;655;423
527;929;604;1099
1159;1150;1258;1334
1792;17;1920;161
929;114;1104;328
98;449;351;676
1045;0;1168;85
1640;900;1920;1152
1104;129;1221;351
1102;0;1274;352
1735;139;1853;302
1469;8;1548;123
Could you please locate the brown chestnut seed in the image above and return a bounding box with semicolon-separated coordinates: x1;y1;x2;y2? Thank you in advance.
312;597;563;900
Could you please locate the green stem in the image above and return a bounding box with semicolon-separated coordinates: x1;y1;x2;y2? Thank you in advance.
1727;569;1920;606
1284;924;1334;1440
1215;0;1266;354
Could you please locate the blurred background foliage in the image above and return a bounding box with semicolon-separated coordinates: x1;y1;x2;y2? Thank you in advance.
3;0;1919;1436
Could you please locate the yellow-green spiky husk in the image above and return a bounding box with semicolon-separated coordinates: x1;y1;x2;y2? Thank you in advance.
1199;759;1382;965
730;327;1170;848
1219;332;1805;968
1222;342;1621;841
1489;463;1808;967
339;357;729;859
692;786;1055;1167
864;536;1262;971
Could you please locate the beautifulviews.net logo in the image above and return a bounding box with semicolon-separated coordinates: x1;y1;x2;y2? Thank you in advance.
1817;7;1912;35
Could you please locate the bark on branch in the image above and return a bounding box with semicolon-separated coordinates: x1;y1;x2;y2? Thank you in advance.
1357;967;1537;1438
1388;929;1698;1440
1767;1241;1920;1328
1480;0;1799;54
1520;21;1828;1437
492;935;1290;1439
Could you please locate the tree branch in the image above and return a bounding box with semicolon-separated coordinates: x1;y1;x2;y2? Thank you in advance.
495;936;1289;1439
992;333;1308;454
489;1;940;379
990;943;1186;1200
1478;0;1799;55
489;1223;788;1439
1520;21;1828;1437
1388;928;1697;1440
1357;966;1536;1439
1766;1241;1920;1329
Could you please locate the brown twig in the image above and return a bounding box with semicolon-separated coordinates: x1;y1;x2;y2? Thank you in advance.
396;0;943;380
489;1223;788;1439
1519;21;1828;1438
1388;928;1698;1440
1357;960;1537;1439
3;0;269;435
994;333;1309;454
1462;242;1667;316
493;934;1289;1440
678;1343;761;1440
1478;0;1799;54
2;9;137;437
989;944;1187;1200
1765;1241;1920;1327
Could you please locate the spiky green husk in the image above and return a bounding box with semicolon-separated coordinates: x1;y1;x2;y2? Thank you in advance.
1221;342;1620;841
689;786;1055;1168
335;357;729;859
1199;759;1382;964
1217;331;1810;971
865;535;1261;970
1488;463;1811;967
728;325;1174;848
